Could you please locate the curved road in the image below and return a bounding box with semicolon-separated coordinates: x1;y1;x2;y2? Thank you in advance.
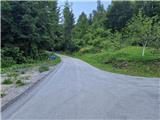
2;55;160;119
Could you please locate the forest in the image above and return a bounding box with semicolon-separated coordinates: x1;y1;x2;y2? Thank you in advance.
1;0;160;77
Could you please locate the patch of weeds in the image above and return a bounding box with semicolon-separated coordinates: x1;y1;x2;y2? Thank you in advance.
39;65;49;73
2;79;13;85
20;75;31;80
18;68;28;74
7;72;19;80
1;92;6;98
16;80;25;87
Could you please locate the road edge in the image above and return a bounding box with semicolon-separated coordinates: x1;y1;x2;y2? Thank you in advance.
1;61;63;112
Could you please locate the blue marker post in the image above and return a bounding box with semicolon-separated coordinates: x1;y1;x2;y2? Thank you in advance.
50;55;57;61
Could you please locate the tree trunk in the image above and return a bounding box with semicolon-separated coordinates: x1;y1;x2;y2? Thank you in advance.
142;41;147;57
142;46;145;56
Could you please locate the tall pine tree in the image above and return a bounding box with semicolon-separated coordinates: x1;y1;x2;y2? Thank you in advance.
63;1;74;51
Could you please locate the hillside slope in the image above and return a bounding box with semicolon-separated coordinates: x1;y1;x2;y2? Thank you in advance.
74;46;160;77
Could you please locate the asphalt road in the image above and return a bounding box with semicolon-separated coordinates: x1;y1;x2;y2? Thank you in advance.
2;55;160;119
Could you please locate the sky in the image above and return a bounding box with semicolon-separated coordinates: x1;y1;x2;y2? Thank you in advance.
58;0;111;21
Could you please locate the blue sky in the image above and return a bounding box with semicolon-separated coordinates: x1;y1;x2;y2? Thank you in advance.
58;0;111;21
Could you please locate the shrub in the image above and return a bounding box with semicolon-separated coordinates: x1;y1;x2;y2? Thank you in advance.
16;80;25;86
39;52;50;60
25;57;34;63
1;47;26;64
39;65;49;73
1;92;6;98
2;79;13;84
20;75;31;80
1;57;16;68
7;72;19;80
79;46;98;54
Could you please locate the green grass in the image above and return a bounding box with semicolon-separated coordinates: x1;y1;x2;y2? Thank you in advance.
39;55;61;73
39;65;49;73
16;80;25;87
2;79;13;85
73;46;160;77
1;54;61;74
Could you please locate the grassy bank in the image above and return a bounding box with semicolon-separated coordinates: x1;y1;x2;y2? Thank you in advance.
1;53;61;74
73;46;160;77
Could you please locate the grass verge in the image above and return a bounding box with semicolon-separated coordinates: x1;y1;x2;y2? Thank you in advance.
1;54;61;74
73;46;160;77
2;79;13;85
39;66;49;73
16;80;25;87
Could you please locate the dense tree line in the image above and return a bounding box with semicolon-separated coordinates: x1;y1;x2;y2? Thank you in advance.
1;1;61;66
71;0;160;55
1;0;160;67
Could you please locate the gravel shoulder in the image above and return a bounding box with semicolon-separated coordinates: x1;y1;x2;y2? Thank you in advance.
1;63;60;110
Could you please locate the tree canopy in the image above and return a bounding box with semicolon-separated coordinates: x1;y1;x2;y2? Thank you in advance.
1;0;160;67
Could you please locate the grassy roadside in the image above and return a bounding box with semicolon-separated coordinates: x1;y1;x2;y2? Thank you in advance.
1;54;61;74
72;46;160;77
1;53;61;98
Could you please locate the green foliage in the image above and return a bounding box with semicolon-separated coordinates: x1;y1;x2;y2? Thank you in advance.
6;72;19;83
2;54;61;75
2;79;13;85
1;47;26;65
106;1;134;31
104;46;160;63
7;72;18;78
124;10;158;56
72;12;89;47
134;1;160;18
16;80;25;86
63;1;75;51
79;46;98;54
1;1;61;62
39;65;49;73
74;46;160;77
1;92;6;98
92;0;106;28
1;1;160;77
1;57;16;68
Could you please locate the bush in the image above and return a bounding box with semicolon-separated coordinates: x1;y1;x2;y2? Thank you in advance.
38;51;58;61
1;57;16;68
1;92;6;98
79;46;98;54
39;65;49;73
1;47;26;65
16;80;25;86
102;40;120;51
7;72;19;80
39;52;50;60
25;57;34;63
2;79;13;84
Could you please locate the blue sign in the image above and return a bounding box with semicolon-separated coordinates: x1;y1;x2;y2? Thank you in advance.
50;55;56;60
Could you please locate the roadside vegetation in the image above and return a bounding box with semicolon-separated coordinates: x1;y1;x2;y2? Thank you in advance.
1;0;160;78
39;65;49;73
1;92;6;98
71;1;160;77
1;1;61;75
1;54;61;98
1;52;61;74
73;46;160;77
2;79;13;85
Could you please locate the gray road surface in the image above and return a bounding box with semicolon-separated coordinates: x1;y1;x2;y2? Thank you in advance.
2;55;160;119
